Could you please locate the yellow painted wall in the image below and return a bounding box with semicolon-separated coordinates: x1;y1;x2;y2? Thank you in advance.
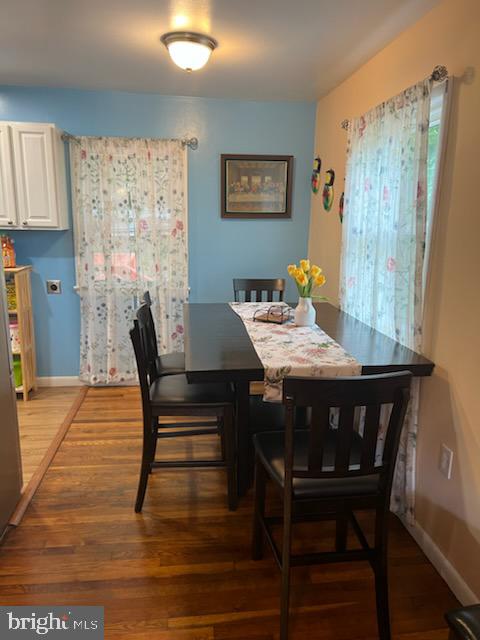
308;0;480;600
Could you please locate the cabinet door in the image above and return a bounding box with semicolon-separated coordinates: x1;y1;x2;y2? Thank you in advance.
0;124;18;227
11;123;59;228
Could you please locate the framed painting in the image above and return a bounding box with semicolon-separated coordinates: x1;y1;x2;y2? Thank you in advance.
221;154;293;219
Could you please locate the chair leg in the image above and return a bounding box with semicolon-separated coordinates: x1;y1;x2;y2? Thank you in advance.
252;456;267;560
149;417;158;474
335;507;348;552
135;419;155;513
374;508;391;640
218;416;226;462
280;491;293;640
375;558;391;640
223;406;237;511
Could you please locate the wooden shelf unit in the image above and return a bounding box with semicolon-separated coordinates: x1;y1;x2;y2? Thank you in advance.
5;266;36;401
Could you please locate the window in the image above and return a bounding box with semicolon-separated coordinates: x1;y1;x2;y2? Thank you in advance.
424;82;450;292
339;78;450;521
71;137;188;384
340;79;449;349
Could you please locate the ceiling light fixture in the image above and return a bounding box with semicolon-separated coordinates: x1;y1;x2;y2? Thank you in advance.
160;31;217;72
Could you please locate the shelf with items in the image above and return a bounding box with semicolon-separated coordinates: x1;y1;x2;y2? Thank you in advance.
4;266;36;401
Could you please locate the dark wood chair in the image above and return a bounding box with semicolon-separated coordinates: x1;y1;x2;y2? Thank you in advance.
137;298;217;434
251;371;412;640
446;606;480;639
130;305;237;513
233;278;285;302
141;291;185;376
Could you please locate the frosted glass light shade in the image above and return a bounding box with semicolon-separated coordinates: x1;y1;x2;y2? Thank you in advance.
161;32;217;72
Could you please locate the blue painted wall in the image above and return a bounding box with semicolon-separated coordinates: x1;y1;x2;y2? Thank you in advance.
0;86;315;376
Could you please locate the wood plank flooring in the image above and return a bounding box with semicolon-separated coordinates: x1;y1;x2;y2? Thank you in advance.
1;386;458;639
16;386;84;487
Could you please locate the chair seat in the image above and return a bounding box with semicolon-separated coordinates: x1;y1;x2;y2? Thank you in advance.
150;374;233;407
446;605;480;640
253;429;380;499
155;352;185;376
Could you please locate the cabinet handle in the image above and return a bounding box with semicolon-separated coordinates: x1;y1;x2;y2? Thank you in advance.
22;221;28;226
8;220;13;225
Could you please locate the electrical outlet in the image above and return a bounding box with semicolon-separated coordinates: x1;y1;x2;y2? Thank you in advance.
46;280;62;294
439;444;453;479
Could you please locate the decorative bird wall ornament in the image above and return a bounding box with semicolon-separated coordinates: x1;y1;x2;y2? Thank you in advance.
322;169;335;211
311;156;322;194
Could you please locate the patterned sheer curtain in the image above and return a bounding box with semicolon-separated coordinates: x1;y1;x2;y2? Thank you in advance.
340;79;433;523
71;137;188;385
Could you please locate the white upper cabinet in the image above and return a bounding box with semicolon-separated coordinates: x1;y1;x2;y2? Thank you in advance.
0;124;17;227
0;122;68;230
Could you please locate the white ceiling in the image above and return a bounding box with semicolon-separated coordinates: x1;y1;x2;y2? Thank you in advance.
0;0;439;101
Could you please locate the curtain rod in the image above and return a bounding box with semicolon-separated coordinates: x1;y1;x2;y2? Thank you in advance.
61;132;199;150
340;65;448;131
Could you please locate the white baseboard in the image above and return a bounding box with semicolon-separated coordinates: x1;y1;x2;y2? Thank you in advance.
36;376;84;387
408;519;479;605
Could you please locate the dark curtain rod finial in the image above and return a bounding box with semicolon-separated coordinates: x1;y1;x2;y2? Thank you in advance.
430;65;448;82
183;137;198;150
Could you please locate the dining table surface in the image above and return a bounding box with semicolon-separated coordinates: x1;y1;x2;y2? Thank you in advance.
183;301;434;497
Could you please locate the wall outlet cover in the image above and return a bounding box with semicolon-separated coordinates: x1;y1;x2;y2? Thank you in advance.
439;444;454;479
46;280;62;294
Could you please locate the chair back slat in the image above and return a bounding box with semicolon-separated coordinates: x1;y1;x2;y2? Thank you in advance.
284;372;412;488
136;303;159;381
143;290;153;306
335;405;355;473
307;405;330;472
233;278;285;303
130;321;151;417
142;291;157;351
360;404;382;469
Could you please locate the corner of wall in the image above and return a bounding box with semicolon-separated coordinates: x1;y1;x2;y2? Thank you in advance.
409;519;479;605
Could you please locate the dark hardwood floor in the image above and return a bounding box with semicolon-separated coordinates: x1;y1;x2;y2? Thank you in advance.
0;387;458;639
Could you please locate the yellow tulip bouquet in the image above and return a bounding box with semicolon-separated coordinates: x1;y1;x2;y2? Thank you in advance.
287;259;327;299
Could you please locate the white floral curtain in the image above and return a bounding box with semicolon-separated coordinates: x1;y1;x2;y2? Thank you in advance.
340;79;432;523
71;137;188;385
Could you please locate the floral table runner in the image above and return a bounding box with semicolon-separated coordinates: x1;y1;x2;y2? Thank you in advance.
229;302;361;402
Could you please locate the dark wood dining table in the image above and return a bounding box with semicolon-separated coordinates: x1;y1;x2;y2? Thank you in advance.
183;302;434;497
